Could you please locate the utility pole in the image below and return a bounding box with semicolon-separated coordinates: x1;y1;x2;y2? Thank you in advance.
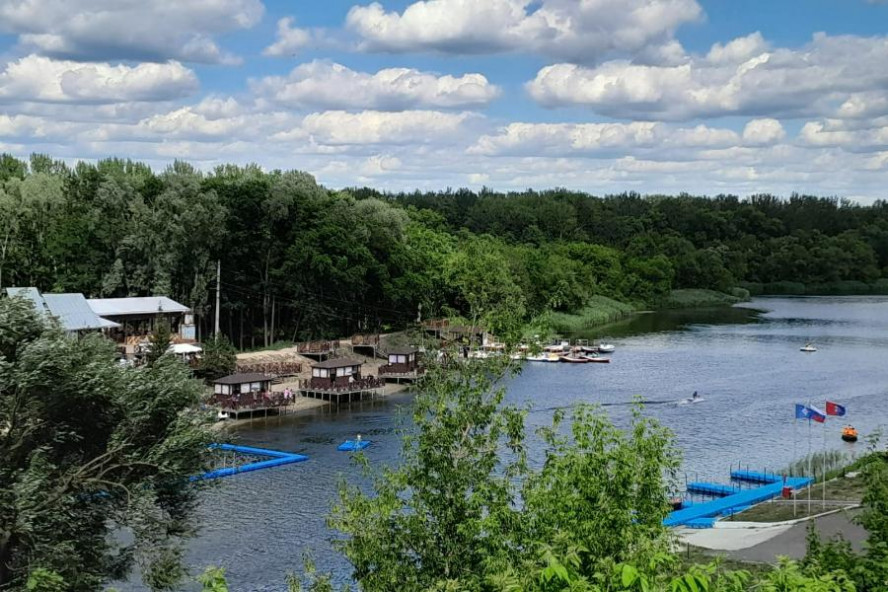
214;259;221;337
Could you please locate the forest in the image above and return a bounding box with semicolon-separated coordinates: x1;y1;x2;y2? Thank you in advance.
2;153;888;347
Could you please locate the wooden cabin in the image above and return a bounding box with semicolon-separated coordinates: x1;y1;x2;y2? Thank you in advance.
211;372;286;418
213;372;273;395
378;347;424;381
300;358;385;402
309;358;364;389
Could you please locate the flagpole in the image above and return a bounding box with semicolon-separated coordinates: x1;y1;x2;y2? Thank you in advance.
793;410;798;517
807;399;812;516
822;410;827;511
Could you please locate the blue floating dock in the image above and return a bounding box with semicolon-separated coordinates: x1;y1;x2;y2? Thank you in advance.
665;474;812;528
686;482;741;497
192;443;308;481
731;470;783;484
338;439;371;451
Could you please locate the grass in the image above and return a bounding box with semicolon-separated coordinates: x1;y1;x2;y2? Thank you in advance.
531;296;636;336
661;289;743;309
722;466;866;523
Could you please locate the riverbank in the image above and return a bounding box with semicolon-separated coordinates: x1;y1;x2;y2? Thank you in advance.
528;290;745;337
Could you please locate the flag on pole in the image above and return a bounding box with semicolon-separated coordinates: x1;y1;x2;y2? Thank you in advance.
795;403;826;423
825;401;846;416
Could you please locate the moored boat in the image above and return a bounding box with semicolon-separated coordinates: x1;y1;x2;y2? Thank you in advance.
559;355;589;363
841;426;858;442
597;343;616;353
582;355;611;364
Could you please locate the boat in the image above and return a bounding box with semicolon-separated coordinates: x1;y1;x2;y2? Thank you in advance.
597;343;616;354
800;343;817;352
544;341;570;353
559;355;589;363
841;426;858;443
216;410;230;421
526;353;561;363
582;354;611;364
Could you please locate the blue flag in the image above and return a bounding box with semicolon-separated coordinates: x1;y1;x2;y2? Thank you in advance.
795;403;826;423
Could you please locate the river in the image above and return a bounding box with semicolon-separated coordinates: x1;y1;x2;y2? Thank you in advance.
122;296;888;591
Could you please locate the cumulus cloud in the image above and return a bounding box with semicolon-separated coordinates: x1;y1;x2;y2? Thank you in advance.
0;55;198;103
298;110;476;145
263;17;316;56
742;118;785;145
527;33;888;120
469;121;741;157
799;118;888;151
0;0;263;63
345;0;701;62
252;61;499;110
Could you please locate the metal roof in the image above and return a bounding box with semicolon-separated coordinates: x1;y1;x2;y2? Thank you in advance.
5;287;46;312
312;358;364;369
213;373;276;385
87;296;190;317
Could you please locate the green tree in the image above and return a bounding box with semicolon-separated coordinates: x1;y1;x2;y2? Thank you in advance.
145;320;172;367
198;334;237;380
0;297;215;591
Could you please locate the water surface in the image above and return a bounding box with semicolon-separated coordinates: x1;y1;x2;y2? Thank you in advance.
122;296;888;590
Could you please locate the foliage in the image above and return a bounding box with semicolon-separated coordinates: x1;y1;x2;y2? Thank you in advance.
662;289;743;310
145;320;172;367
532;295;635;335
0;296;215;591
5;154;888;348
197;334;237;381
327;355;683;592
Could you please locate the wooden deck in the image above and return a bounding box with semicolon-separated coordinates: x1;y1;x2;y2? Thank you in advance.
297;377;386;403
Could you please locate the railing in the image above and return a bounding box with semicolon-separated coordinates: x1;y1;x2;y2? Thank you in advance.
212;391;296;411
296;340;340;353
378;364;425;376
236;361;302;375
351;334;380;346
298;377;386;392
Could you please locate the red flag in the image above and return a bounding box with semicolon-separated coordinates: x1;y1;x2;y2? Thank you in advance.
825;401;846;416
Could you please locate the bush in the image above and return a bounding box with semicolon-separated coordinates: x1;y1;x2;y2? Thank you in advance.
764;281;807;294
728;286;751;300
661;289;741;309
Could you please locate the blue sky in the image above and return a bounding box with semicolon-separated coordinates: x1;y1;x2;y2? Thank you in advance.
2;0;888;200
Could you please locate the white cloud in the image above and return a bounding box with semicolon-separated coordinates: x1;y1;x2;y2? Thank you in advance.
527;33;888;120
469;121;740;157
263;17;314;57
0;55;198;103
345;0;701;62
360;154;402;175
298;110;476;145
0;0;263;64
799;118;888;150
252;61;499;110
742;118;785;145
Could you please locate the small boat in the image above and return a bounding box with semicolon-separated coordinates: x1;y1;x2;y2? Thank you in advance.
841;426;858;443
559;355;589;364
800;343;817;352
597;343;616;354
544;340;570;353
216;410;230;421
526;353;561;362
582;355;611;364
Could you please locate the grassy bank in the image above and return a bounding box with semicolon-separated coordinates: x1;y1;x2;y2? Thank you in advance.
530;296;636;336
660;288;747;309
741;279;888;296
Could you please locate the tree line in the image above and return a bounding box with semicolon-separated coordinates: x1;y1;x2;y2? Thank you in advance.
3;153;888;348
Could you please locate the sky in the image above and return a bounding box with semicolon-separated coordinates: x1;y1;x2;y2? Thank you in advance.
2;1;888;200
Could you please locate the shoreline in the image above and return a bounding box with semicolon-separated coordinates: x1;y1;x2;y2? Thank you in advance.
212;382;412;432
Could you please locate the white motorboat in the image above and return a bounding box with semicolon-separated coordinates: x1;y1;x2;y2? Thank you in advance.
800;343;817;352
526;353;562;362
597;343;616;354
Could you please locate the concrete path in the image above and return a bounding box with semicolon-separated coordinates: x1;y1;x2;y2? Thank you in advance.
726;512;866;563
683;510;867;563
